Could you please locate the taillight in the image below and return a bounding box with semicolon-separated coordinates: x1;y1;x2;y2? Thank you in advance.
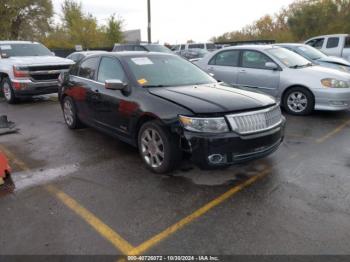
13;66;29;77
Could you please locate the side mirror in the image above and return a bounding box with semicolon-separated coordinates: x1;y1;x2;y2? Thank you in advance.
265;62;278;70
1;53;9;59
105;79;127;90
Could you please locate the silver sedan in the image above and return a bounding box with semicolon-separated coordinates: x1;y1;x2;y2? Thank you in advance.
196;45;350;115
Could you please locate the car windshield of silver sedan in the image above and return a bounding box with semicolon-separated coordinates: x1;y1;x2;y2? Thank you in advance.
296;45;327;60
266;48;312;68
126;55;217;87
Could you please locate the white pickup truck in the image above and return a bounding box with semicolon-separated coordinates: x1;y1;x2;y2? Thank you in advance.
305;34;350;62
0;41;74;104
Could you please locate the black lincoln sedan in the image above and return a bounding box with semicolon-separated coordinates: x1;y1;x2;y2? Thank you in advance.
58;52;285;173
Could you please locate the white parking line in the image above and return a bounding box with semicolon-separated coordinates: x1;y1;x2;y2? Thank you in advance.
12;164;79;191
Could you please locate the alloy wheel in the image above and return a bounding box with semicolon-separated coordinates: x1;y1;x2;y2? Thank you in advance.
3;82;12;101
287;91;308;113
63;99;74;126
140;127;165;168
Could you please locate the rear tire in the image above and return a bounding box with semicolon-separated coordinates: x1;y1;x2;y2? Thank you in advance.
283;87;314;115
1;78;17;104
138;120;182;174
62;96;83;129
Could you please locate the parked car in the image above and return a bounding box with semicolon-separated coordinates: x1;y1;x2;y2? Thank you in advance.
305;34;350;61
196;45;350;115
275;43;350;73
66;50;107;63
113;43;173;54
0;41;74;104
59;52;285;173
181;48;209;62
172;43;216;55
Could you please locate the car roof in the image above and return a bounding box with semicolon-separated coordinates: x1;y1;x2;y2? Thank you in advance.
275;43;304;47
307;34;349;39
0;41;39;44
109;51;175;57
223;45;276;51
72;51;107;55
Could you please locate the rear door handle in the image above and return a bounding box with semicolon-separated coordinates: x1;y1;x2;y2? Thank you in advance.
239;69;247;73
208;67;214;71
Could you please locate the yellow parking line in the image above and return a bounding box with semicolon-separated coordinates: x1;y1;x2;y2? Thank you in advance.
128;167;271;256
45;185;135;254
316;119;350;144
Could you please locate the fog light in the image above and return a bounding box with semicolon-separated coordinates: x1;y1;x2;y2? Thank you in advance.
12;81;28;90
208;154;226;164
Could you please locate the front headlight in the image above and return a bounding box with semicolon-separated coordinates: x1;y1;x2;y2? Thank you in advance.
321;78;350;88
179;115;229;133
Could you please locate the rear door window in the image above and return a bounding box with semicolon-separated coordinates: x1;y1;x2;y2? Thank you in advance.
209;50;240;66
97;57;126;83
189;44;205;49
326;37;339;48
78;57;99;80
344;37;350;48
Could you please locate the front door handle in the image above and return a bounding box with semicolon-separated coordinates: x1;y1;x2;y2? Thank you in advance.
239;69;247;73
208;67;214;71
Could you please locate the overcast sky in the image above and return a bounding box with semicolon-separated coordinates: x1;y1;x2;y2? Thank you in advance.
52;0;295;44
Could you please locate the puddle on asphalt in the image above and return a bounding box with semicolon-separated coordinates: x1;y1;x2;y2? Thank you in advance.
172;160;270;186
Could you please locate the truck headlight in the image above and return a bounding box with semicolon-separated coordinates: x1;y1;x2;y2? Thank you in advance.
179;116;229;133
321;78;350;88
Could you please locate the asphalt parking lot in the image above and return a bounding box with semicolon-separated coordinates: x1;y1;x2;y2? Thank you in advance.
0;95;350;257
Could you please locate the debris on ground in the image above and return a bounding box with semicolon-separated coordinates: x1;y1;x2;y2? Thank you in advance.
0;115;19;135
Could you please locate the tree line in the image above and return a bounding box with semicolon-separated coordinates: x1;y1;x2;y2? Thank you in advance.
0;0;123;49
211;0;350;43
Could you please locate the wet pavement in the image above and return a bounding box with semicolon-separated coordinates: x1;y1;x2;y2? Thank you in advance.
0;95;350;255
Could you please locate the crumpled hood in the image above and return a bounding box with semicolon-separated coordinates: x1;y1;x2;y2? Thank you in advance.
317;56;350;66
148;84;276;114
8;56;74;66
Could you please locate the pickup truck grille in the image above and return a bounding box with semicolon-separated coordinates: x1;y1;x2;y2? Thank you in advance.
28;64;71;82
226;105;282;135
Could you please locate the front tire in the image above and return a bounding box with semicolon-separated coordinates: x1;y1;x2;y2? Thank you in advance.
283;87;314;115
138;120;182;174
1;78;17;104
62;96;82;129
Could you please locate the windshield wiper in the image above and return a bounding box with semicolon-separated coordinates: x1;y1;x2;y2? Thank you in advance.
143;84;169;88
289;63;313;69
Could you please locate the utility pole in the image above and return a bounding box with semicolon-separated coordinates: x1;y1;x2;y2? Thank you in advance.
147;0;151;43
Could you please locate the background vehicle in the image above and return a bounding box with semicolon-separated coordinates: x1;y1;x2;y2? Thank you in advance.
59;52;284;173
276;43;350;73
0;41;74;104
305;34;350;61
196;45;350;115
113;43;173;54
180;48;209;62
172;43;216;55
66;51;107;62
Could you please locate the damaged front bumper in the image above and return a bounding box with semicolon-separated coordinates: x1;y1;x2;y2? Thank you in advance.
181;120;285;167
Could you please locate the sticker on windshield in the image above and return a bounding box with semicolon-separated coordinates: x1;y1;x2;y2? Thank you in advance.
137;78;148;85
131;57;153;65
0;45;12;50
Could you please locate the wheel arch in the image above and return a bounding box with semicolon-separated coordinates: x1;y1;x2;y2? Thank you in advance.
134;113;162;144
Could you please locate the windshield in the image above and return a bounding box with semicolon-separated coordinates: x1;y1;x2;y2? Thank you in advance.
145;45;173;54
266;47;311;68
126;55;216;87
0;43;53;57
295;45;326;60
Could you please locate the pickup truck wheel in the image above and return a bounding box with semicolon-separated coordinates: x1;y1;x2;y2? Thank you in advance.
1;78;17;104
138;121;182;174
63;96;82;129
283;87;314;115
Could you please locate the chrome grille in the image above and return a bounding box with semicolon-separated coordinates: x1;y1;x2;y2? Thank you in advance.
226;106;282;135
